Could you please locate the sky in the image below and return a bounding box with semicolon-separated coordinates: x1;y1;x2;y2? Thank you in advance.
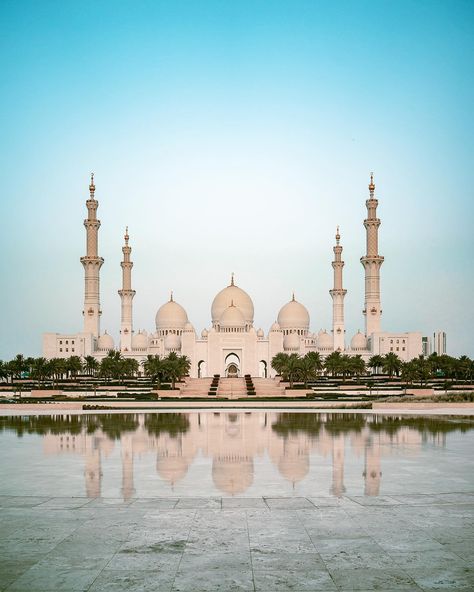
0;0;473;359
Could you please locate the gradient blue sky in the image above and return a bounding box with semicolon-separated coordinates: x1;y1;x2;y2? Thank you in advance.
1;0;473;359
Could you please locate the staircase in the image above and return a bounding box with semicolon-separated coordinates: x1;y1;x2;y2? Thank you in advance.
217;378;247;398
179;378;213;397
179;376;287;398
252;377;286;397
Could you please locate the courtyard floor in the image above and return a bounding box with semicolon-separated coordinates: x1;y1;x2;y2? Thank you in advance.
1;493;473;592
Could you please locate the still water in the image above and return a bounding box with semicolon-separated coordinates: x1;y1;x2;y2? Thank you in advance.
1;412;473;499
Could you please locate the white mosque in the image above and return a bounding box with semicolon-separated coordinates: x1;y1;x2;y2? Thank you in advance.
43;173;423;377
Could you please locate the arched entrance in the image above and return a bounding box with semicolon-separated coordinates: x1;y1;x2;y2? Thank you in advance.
259;360;267;378
225;353;240;377
198;360;206;378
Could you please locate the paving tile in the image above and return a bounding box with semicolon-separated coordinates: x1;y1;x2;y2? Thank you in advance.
348;495;402;507
106;543;184;571
88;568;175;591
175;497;221;509
6;565;101;592
327;567;421;590
390;494;442;505
252;552;337;591
35;497;92;509
407;566;474;590
128;497;179;509
264;497;316;509
0;496;51;508
389;549;469;569
222;497;267;509
172;552;254;591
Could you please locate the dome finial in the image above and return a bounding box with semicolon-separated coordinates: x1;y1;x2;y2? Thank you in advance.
231;272;235;286
170;290;174;302
89;172;95;196
124;226;129;244
292;291;295;301
369;171;375;196
336;225;340;245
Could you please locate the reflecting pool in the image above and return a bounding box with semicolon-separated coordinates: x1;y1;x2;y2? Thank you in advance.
1;412;473;499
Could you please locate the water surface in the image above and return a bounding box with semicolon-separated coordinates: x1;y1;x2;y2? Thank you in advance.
1;412;473;498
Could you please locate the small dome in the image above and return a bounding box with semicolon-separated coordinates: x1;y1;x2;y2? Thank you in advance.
212;457;254;495
219;304;246;328
183;322;195;333
283;333;300;351
257;328;264;338
269;321;281;332
211;278;254;324
351;330;368;350
201;328;208;339
97;331;114;351
132;331;148;350
164;333;181;351
317;330;333;350
155;296;188;331
277;296;310;331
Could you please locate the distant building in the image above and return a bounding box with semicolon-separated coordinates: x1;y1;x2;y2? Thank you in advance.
433;331;447;355
422;336;431;357
43;173;427;375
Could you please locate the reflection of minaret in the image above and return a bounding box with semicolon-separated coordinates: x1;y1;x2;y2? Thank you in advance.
330;227;347;351
84;446;102;498
121;438;135;501
80;173;104;337
363;435;381;496
330;433;346;496
118;227;136;352
360;173;384;337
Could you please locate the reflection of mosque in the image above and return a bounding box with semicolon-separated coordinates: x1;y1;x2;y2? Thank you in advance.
38;413;450;499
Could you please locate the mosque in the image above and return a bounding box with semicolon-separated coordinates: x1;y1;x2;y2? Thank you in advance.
43;174;423;376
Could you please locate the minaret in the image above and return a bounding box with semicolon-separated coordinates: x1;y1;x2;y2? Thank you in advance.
118;227;136;352
80;173;104;337
329;226;347;351
360;173;384;337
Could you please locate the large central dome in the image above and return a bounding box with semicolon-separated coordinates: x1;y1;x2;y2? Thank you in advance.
211;276;254;325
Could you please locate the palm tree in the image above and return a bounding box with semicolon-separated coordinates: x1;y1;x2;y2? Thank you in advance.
271;353;290;380
367;355;384;375
162;353;191;389
350;355;366;378
84;356;99;377
297;353;320;387
143;355;164;386
324;351;342;377
284;353;301;388
30;357;51;387
382;352;402;378
66;356;83;379
10;354;29;380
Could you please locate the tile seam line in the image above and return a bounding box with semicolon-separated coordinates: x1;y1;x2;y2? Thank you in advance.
245;509;256;592
169;508;197;592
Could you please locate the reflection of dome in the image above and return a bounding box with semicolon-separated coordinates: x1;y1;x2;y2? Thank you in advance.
97;331;114;351
132;331;148;350
278;454;309;484
156;455;189;485
277;296;310;331
351;330;367;350
155;296;188;332
283;333;300;351
212;457;254;495
165;333;181;351
317;330;332;349
201;328;208;339
219;304;246;328
211;278;254;324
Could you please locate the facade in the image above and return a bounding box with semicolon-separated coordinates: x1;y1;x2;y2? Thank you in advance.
44;173;434;376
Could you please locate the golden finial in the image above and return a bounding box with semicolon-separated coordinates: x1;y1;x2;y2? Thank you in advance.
124;226;129;244
369;171;375;194
336;225;340;244
89;172;95;195
170;290;174;302
292;291;295;301
231;272;235;286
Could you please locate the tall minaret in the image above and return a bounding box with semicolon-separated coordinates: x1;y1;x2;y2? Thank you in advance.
80;173;104;337
118;227;136;352
360;173;384;337
329;226;347;351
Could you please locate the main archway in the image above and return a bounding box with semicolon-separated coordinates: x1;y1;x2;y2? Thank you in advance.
224;353;240;377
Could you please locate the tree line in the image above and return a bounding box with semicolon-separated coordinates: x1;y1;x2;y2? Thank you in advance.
271;351;474;387
0;352;191;389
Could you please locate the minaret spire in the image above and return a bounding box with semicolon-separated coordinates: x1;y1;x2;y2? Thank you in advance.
361;172;384;337
118;226;136;352
80;173;104;338
329;225;347;351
